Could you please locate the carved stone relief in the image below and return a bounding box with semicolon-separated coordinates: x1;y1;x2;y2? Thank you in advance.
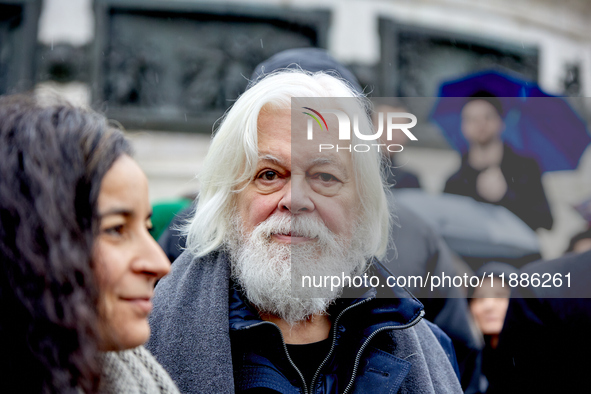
100;10;321;124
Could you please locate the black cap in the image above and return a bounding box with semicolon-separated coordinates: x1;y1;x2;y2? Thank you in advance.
250;47;362;93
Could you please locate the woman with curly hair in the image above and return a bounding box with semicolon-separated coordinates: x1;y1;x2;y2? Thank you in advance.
0;94;178;393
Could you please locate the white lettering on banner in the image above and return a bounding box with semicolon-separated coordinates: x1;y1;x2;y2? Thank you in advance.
306;110;418;141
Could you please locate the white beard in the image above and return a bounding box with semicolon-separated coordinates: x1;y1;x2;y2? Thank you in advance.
227;213;368;326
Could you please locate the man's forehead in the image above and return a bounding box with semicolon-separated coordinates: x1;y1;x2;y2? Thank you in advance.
258;107;291;126
255;102;359;175
257;153;288;167
256;149;350;170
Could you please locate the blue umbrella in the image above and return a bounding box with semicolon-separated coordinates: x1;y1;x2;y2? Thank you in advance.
430;70;591;172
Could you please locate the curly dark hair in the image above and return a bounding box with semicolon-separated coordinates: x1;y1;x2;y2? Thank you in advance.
0;94;132;393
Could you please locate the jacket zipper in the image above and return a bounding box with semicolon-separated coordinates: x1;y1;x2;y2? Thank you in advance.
308;301;425;394
308;298;373;393
240;321;309;393
341;309;425;394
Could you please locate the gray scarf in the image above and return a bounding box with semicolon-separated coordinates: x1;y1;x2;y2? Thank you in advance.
99;346;179;394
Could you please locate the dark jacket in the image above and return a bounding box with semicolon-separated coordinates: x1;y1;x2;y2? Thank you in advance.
230;264;460;393
158;206;192;263
444;144;553;231
488;250;591;394
147;250;463;393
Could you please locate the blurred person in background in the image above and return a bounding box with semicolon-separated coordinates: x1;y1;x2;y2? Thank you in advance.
149;195;194;241
444;92;553;231
488;251;591;394
468;262;518;393
0;95;177;393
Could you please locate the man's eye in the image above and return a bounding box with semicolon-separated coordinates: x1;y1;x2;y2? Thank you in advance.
317;173;338;182
308;172;343;196
259;170;278;181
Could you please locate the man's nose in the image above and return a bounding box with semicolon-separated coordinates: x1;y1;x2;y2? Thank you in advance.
481;298;496;310
278;177;315;214
132;230;171;280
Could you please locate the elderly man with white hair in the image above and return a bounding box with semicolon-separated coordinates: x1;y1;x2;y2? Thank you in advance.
146;70;462;394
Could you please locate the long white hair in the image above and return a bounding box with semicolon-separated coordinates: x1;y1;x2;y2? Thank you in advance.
185;69;391;259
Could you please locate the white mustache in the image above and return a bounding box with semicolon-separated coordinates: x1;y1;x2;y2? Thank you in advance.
251;213;334;244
